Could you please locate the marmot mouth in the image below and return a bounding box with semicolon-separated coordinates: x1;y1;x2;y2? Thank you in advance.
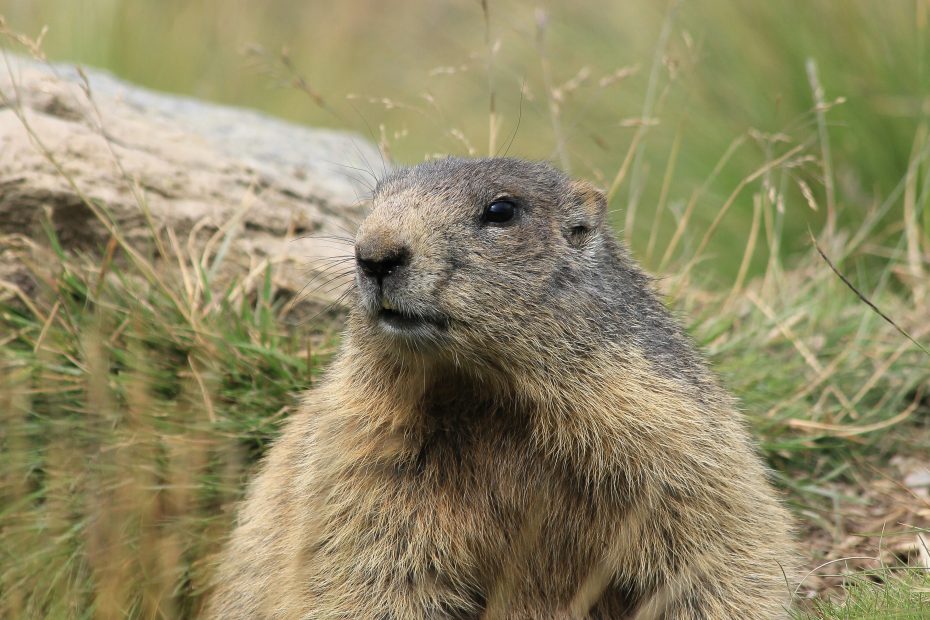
377;308;448;331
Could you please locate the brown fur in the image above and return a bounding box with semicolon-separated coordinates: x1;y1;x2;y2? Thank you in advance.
208;158;798;619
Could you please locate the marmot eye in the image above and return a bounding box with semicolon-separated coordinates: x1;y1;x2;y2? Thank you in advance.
483;200;516;224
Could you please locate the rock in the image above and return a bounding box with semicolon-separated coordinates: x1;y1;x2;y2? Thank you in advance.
0;54;384;315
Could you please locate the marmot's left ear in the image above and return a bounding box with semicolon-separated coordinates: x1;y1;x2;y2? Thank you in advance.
572;180;607;223
565;179;607;231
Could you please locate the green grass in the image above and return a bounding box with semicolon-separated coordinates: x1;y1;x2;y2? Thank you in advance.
2;3;930;618
1;228;330;617
797;569;930;619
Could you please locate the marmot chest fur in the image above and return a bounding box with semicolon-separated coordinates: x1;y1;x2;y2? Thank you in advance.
209;157;797;619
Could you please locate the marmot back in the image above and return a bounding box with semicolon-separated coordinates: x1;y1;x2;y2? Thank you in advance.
209;158;797;619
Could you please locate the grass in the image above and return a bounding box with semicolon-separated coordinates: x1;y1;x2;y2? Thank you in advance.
2;3;930;618
4;0;929;279
799;569;930;619
0;236;325;617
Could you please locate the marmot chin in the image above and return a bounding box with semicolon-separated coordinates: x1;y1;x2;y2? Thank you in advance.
209;157;797;619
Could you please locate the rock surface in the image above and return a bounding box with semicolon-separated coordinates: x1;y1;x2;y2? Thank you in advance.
0;55;383;313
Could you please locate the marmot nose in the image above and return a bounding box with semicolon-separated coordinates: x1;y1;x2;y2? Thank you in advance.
356;244;410;282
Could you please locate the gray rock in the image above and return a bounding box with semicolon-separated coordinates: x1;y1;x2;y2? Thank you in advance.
0;54;384;314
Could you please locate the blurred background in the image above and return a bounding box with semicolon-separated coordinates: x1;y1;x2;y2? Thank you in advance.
4;0;928;282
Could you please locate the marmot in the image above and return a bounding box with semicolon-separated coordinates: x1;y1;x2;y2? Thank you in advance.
208;158;797;619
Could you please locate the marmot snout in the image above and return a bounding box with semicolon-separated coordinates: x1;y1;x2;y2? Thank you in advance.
209;157;798;619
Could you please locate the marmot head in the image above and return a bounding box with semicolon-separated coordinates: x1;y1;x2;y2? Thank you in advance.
350;157;619;367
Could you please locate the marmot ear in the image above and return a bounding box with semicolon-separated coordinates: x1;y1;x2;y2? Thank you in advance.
563;179;606;246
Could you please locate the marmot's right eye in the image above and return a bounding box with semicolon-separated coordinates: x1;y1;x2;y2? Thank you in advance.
483;200;516;224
